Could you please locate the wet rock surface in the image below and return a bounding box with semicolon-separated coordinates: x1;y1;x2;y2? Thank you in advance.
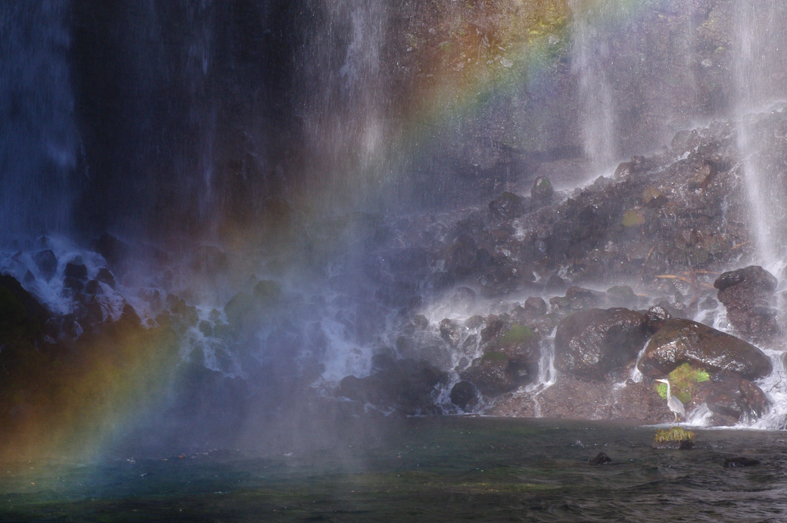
638;319;773;381
714;266;780;341
554;308;649;381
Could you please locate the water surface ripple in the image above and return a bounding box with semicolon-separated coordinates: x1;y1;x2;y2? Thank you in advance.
2;418;786;522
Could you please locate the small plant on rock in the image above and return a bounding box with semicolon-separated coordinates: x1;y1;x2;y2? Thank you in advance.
654;427;695;444
656;363;710;404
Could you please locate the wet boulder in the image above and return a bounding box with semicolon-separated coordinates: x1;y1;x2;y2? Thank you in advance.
460;352;527;396
692;372;770;424
523;296;548;318
531;176;554;202
714;266;779;340
549;286;603;314
32;250;57;281
443;234;480;278
338;358;445;415
644;304;671;331
90;233;131;270
449;380;479;411
439;318;464;347
489;191;525;220
554;308;649;381
637;319;772;381
487;324;541;374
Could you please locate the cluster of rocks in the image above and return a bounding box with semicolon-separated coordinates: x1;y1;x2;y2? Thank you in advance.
333;115;787;425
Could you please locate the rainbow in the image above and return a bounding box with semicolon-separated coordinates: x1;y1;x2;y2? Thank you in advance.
3;0;670;461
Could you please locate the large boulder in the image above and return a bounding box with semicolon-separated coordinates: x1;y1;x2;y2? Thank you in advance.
555;308;649;381
487;324;541;372
638;319;773;380
489;192;525;220
460;352;527;396
338;358;445;415
691;372;770;425
714;266;780;340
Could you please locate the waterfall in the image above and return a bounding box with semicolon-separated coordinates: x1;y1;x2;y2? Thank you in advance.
733;0;787;268
568;0;618;170
0;0;76;242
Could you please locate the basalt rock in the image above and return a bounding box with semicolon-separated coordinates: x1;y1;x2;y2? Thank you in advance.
449;380;479;411
637;319;772;380
338;358;445;415
691;371;769;424
550;286;604;314
460;352;527;396
489;191;525;220
554;308;648;381
523;296;548;318
488;324;541;374
714;266;780;341
531;176;554;202
32;250;58;281
443;234;480;278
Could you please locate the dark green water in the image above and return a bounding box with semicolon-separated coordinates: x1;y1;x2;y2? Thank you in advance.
2;418;786;522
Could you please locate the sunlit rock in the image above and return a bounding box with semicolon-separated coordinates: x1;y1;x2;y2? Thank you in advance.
638;319;773;380
642;186;667;208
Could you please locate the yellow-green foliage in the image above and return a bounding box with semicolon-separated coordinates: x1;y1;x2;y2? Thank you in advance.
654;427;695;443
622;209;646;227
656;363;710;404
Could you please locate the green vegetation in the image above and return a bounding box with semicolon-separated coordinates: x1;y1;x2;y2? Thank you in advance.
656;363;710;404
482;351;509;362
495;325;536;348
654;427;695;444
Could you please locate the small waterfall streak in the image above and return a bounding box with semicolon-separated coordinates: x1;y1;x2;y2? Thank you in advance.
733;0;787;266
568;0;617;170
750;349;787;430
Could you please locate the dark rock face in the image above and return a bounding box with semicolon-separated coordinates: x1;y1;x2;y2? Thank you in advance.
691;372;770;424
32;250;57;281
531;177;554;202
338;358;445;415
489;325;541;371
714;266;780;340
724;457;760;468
449;380;478;411
555;308;648;381
590;452;612;465
644;305;671;331
460;353;526;396
489;192;525;220
638;319;773;380
523;296;548;317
